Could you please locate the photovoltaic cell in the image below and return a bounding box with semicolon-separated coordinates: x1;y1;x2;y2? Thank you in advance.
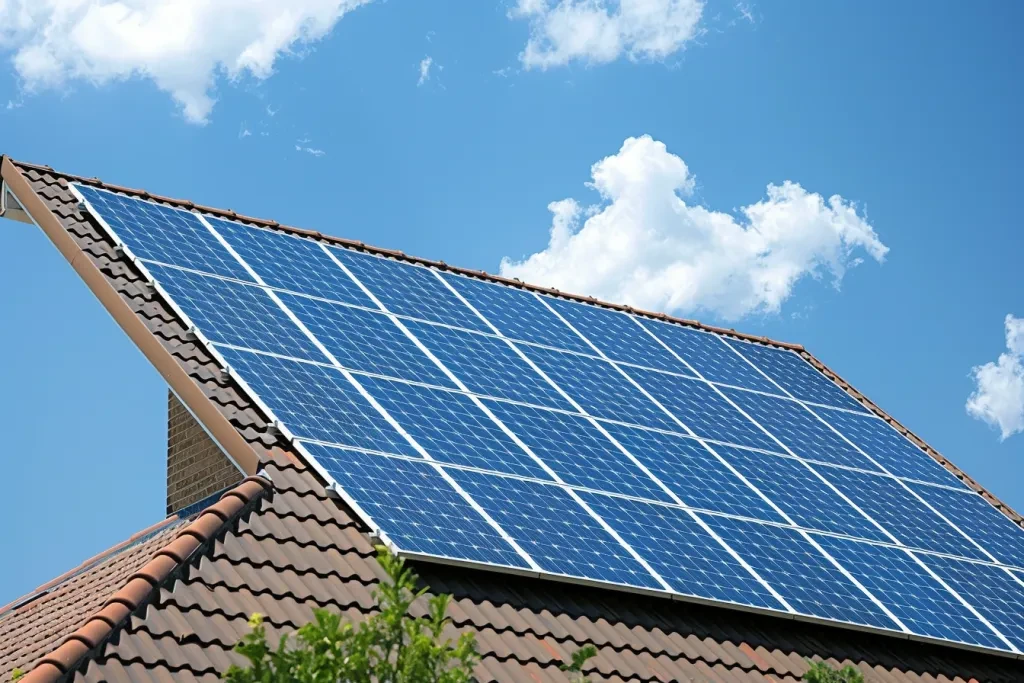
814;406;966;488
726;340;868;413
909;484;1024;568
303;445;529;569
208;217;374;308
812;534;1006;650
601;423;785;523
579;492;785;610
546;297;693;374
330;248;489;332
440;273;591;354
356;376;551;480
639;320;779;393
701;515;898;629
147;264;326;362
278;292;456;389
404;319;573;410
446;468;662;589
722;389;880;471
518;344;679;432
918;554;1024;652
484;400;673;502
217;346;418;457
74;184;252;281
820;466;987;560
716;445;887;541
626;367;783;452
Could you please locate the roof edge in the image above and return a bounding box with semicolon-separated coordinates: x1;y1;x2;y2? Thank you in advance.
7;157;803;352
800;351;1024;526
0;158;264;479
19;475;274;683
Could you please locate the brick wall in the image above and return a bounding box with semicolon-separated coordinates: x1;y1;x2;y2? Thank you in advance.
166;391;243;514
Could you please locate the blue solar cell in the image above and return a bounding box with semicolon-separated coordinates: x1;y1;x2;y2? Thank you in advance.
303;445;530;569
147;264;326;362
820;466;987;560
445;468;662;589
277;292;455;389
517;344;679;432
716;445;887;541
76;184;252;280
579;492;785;610
217;347;419;456
484;401;672;502
545;297;693;374
601;423;785;522
330;248;488;332
208;217;374;308
357;376;551;480
918;554;1024;652
910;484;1024;568
404;320;573;410
639;320;779;393
721;389;881;471
813;535;1006;649
701;515;898;630
440;273;591;354
726;340;868;413
626;367;783;452
814;407;966;488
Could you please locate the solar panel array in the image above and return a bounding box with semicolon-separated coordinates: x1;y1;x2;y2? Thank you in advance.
73;183;1024;657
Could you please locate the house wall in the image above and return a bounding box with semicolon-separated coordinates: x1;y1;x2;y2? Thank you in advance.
166;391;243;514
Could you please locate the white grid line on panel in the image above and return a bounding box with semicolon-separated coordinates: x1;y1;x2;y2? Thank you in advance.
290;438;1024;574
631;317;907;549
534;295;908;632
316;242;671;582
532;294;901;618
206;334;974;501
128;251;892;425
191;215;543;572
715;335;1024;637
429;268;788;603
721;336;969;482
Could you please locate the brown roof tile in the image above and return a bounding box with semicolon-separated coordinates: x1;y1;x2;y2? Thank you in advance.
4;157;1024;682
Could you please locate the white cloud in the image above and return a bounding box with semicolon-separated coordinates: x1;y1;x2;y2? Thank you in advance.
500;135;888;320
510;0;705;69
967;315;1024;440
418;55;433;86
0;0;373;124
295;137;325;156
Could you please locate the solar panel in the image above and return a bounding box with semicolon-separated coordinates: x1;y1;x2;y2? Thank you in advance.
74;183;1024;657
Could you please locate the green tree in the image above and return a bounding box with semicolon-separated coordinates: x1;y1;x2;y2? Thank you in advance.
802;659;865;683
223;546;598;683
223;547;478;682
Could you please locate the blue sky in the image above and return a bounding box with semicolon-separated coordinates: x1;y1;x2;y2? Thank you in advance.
0;1;1022;605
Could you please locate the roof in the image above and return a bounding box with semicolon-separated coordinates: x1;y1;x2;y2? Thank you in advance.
2;157;1023;682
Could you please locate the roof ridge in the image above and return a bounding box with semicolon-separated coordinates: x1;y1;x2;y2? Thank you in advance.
8;157;804;352
19;475;273;683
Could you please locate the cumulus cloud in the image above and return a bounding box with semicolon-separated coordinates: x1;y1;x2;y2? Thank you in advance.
418;56;433;86
966;315;1024;440
510;0;704;69
500;135;888;320
0;0;373;123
